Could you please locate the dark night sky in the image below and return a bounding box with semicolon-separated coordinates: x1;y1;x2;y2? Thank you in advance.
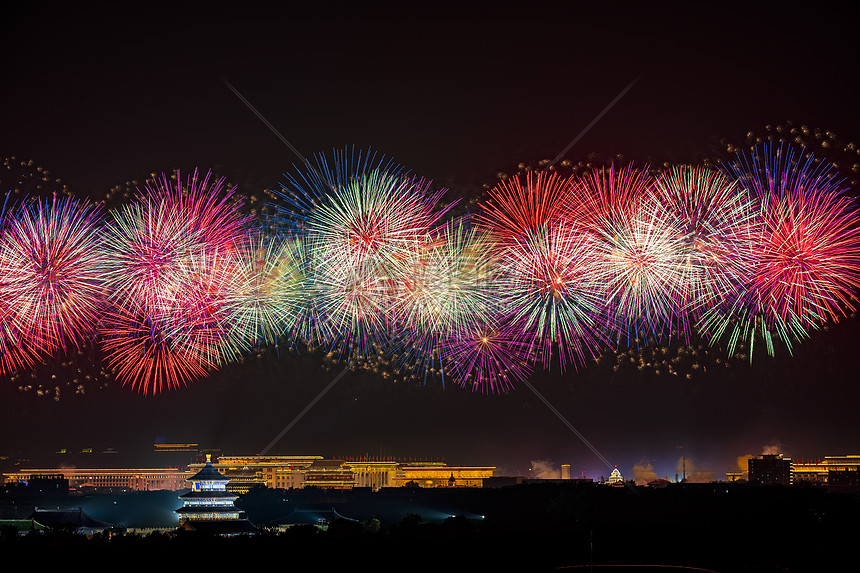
1;2;859;481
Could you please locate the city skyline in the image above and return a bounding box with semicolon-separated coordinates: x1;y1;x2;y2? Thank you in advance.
1;4;859;484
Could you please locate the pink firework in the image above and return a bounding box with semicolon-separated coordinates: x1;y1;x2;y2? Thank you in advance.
440;316;533;393
99;169;250;392
0;195;105;355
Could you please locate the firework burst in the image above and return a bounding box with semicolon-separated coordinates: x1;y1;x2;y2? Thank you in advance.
479;172;605;371
277;148;450;361
708;144;860;357
651;165;760;339
99;169;250;392
570;165;688;345
389;218;496;382
0;195;105;355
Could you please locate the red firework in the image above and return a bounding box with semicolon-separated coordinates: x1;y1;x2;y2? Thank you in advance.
99;169;250;393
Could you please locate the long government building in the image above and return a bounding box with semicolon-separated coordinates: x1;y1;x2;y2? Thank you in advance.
3;455;496;493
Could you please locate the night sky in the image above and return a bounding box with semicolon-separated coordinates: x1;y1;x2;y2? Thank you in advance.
1;2;858;482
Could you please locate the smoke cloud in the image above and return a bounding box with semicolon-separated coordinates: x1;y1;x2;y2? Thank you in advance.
529;459;560;479
676;456;715;483
632;461;658;485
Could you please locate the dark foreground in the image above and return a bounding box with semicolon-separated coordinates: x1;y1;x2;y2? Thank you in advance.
3;482;858;572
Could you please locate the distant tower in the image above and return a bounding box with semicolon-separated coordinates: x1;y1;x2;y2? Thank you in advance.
175;454;256;535
608;466;624;485
561;464;571;480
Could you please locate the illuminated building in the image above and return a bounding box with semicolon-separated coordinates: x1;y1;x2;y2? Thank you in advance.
748;454;792;485
153;442;199;453
303;459;355;489
188;455;324;493
389;462;495;488
343;460;399;489
608;467;624;485
175;454;256;535
561;464;571;480
191;456;495;491
726;470;745;482
2;468;189;491
791;455;860;485
6;455;495;494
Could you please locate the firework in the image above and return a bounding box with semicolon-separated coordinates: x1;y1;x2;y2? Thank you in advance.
0;195;105;355
570;165;688;345
440;316;533;393
100;299;212;394
229;230;306;348
99;169;250;392
707;144;860;357
479;170;573;240
389;218;496;382
479;172;605;370
651;165;760;339
277;148;450;361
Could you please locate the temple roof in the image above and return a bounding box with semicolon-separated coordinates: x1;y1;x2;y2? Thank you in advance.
30;508;115;529
189;460;229;483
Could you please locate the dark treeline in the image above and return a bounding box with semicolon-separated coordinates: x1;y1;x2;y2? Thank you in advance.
3;482;858;572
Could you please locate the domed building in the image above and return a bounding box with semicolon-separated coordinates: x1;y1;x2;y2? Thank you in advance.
175;454;256;535
608;466;625;486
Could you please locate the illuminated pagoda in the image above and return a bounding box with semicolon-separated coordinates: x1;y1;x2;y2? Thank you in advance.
175;454;256;535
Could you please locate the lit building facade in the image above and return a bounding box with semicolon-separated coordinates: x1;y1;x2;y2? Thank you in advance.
561;464;571;480
389;462;495;488
2;468;189;491
6;455;496;493
189;455;324;494
791;455;860;484
608;467;624;485
191;456;494;490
